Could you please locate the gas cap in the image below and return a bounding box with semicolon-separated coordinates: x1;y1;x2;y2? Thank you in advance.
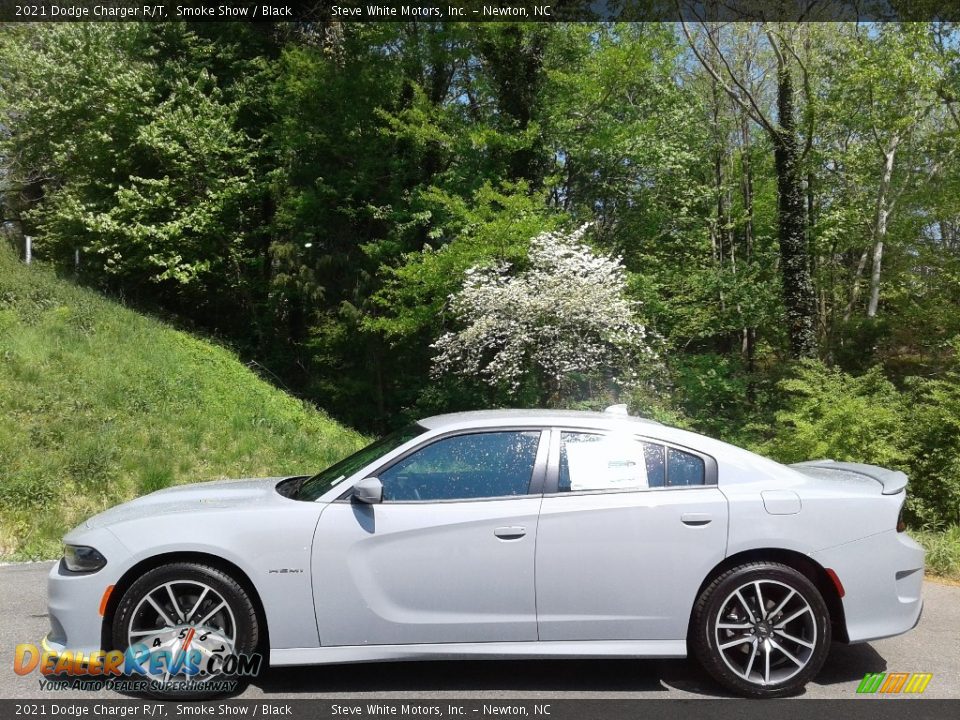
762;490;802;515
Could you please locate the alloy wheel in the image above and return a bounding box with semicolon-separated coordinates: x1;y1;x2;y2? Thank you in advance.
126;579;237;685
713;579;817;686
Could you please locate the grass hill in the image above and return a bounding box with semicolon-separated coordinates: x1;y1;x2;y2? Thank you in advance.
0;243;365;560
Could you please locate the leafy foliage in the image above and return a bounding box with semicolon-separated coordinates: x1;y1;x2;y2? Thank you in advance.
1;23;275;338
762;361;907;468
902;363;960;528
759;358;960;527
432;226;655;402
3;21;960;535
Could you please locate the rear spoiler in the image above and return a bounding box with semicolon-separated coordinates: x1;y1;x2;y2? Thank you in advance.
790;459;908;495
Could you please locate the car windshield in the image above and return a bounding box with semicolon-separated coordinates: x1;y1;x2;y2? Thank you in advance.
293;424;427;501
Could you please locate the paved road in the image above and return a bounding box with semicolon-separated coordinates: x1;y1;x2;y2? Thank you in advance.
2;562;958;699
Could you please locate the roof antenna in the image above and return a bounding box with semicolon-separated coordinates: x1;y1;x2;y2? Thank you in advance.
604;404;630;416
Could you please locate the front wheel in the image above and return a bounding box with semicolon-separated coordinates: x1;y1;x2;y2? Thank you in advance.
111;562;260;699
691;562;831;698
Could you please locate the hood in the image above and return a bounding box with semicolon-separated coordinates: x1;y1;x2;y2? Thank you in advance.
83;477;290;529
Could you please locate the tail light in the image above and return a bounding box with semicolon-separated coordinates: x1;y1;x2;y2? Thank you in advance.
825;568;846;598
897;503;907;533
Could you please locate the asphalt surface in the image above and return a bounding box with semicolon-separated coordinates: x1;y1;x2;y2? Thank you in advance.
2;561;958;700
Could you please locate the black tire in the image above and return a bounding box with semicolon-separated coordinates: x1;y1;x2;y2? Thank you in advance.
112;562;260;699
691;562;831;698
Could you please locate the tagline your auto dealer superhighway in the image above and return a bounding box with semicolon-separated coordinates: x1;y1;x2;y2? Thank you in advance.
20;5;294;19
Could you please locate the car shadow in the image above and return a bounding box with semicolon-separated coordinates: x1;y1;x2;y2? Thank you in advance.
246;643;888;699
816;642;888;684
249;657;730;697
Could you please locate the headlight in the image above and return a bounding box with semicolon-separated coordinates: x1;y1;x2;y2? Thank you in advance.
62;544;107;573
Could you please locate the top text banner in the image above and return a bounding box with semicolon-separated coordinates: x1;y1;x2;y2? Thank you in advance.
1;0;960;22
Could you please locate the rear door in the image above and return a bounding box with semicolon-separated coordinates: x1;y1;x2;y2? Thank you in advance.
313;429;548;646
535;428;729;641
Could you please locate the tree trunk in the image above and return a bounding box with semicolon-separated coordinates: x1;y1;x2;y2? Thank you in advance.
740;114;755;372
478;26;547;186
710;59;726;316
773;62;818;358
843;245;870;322
867;141;899;318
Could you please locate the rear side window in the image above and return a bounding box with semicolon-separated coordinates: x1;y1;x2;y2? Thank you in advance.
379;431;541;501
643;443;666;487
557;432;707;491
667;447;706;486
558;432;665;492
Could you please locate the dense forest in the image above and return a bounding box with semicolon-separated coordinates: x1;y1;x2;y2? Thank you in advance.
2;21;960;532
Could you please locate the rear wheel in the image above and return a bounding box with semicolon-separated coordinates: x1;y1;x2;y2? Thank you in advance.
112;562;260;699
691;562;831;698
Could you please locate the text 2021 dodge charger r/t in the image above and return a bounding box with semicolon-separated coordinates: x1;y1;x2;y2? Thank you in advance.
46;407;924;698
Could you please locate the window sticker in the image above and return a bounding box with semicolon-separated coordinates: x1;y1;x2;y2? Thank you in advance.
564;434;649;491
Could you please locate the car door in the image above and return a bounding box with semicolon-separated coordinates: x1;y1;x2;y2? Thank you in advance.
312;429;548;646
535;428;729;641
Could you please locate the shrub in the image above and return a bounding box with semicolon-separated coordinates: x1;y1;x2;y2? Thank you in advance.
760;358;960;528
903;371;960;528
761;360;906;468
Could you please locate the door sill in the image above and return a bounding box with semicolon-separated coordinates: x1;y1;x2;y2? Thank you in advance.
271;639;687;666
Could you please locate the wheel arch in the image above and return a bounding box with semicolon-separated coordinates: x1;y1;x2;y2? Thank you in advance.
689;547;848;643
100;551;270;655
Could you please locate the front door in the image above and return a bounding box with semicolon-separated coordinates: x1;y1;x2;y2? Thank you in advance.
313;429;547;646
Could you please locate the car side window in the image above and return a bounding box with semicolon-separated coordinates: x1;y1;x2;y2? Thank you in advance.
557;433;709;491
558;432;666;492
378;431;541;502
667;447;706;486
644;443;666;487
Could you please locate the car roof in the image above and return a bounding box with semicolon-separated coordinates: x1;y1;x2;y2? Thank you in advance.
418;409;664;431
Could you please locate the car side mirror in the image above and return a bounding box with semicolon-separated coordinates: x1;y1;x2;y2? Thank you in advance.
353;477;383;504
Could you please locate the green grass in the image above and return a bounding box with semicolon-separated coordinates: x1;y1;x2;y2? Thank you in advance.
0;244;365;560
913;526;960;581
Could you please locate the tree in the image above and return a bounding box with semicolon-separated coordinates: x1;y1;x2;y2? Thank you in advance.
431;226;656;404
827;24;944;319
682;22;819;358
0;23;275;334
474;24;552;185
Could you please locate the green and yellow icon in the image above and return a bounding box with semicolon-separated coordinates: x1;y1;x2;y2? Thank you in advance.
857;672;933;694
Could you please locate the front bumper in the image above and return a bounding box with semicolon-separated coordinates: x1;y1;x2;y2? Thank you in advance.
811;529;924;644
46;528;130;655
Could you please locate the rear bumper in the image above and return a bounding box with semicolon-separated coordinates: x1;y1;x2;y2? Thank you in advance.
811;529;924;644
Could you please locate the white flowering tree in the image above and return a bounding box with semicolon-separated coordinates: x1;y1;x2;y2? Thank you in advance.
431;226;656;403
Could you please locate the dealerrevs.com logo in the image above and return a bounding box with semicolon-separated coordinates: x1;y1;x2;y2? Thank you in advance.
14;640;262;693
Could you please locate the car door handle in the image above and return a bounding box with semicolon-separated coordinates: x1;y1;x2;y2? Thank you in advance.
494;526;526;540
681;513;712;527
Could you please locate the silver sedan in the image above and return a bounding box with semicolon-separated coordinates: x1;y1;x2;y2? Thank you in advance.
46;407;923;698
